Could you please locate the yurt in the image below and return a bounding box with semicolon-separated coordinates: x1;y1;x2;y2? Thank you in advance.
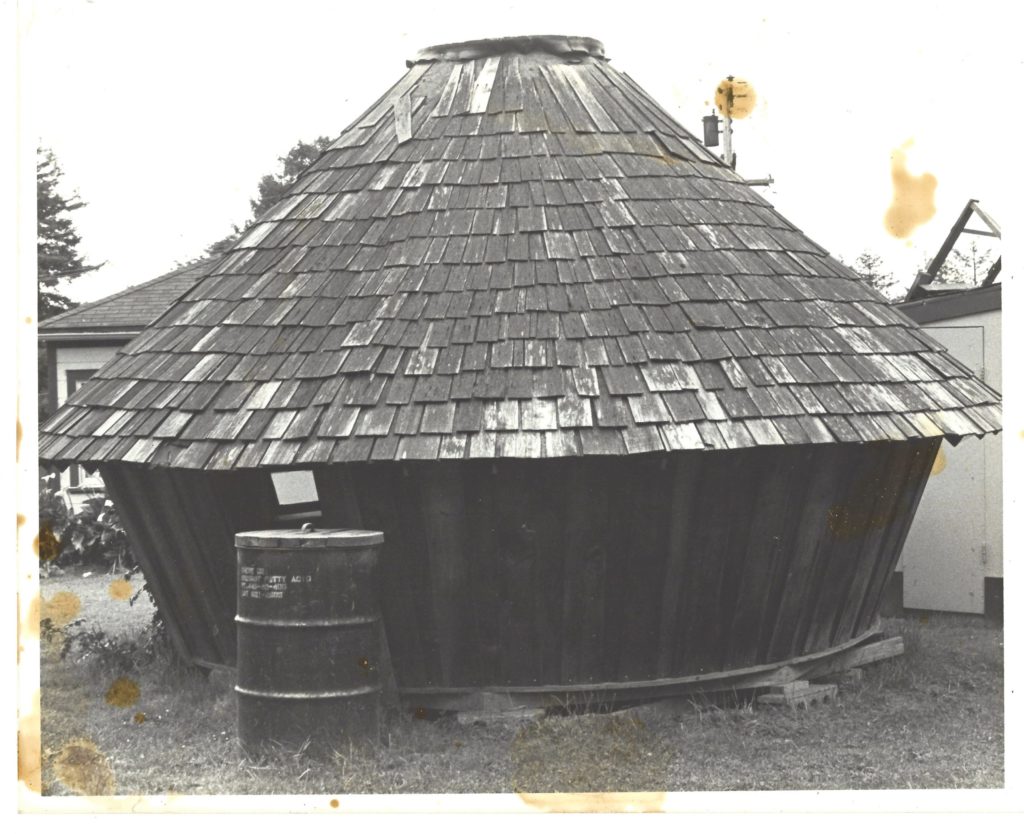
39;35;1001;705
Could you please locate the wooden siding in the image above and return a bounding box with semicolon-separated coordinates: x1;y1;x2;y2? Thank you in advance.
101;437;939;687
101;464;279;667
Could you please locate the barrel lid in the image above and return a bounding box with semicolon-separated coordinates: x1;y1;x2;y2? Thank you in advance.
235;528;384;548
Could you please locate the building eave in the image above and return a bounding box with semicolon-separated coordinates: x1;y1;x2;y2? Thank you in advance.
37;329;141;344
896;283;1002;325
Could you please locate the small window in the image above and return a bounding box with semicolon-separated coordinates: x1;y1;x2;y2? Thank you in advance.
271;470;319;505
270;470;321;523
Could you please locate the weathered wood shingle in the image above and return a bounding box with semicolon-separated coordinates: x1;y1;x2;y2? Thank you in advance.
39;36;1001;468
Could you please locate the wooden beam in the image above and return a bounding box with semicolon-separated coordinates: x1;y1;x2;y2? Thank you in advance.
399;631;905;713
400;621;882;701
969;202;1001;237
803;637;905;679
906;200;976;300
981;256;1002;288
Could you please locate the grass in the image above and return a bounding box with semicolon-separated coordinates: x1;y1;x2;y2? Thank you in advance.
38;568;1004;796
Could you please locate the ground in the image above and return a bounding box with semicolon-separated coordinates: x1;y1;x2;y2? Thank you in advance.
36;566;1003;797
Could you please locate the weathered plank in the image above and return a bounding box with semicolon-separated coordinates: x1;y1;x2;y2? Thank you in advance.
851;438;939;635
674;453;737;674
560;458;609;684
722;446;793;668
351;463;430;688
153;467;238;664
656;451;702;676
829;443;915;642
313;466;364;528
418;462;470;687
797;444;881;655
495;460;540;685
615;456;671;680
763;446;843;663
100;465;196;664
529;462;567;685
463;461;504;685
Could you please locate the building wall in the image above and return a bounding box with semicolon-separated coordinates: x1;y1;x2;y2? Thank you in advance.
897;307;1002;614
103;439;940;686
55;345;119;404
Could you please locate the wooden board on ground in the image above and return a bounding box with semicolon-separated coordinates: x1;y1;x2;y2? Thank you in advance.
399;628;905;713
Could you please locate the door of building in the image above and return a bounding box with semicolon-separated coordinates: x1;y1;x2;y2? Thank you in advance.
900;326;988;614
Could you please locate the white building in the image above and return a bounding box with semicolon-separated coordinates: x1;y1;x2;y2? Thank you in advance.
39;258;214;490
892;205;1002;619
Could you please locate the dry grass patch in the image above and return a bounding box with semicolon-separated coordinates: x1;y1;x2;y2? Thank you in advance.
38;569;1003;796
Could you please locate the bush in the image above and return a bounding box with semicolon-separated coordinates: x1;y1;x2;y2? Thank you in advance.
38;479;69;566
38;480;135;572
41;601;175;677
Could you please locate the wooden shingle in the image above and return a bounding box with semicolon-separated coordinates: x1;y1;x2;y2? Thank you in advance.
39;36;1000;468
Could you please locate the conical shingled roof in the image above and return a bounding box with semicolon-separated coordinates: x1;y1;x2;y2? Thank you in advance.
39;35;1002;470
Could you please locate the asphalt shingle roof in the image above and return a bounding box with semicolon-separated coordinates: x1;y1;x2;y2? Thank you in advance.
39;258;217;334
38;35;1002;470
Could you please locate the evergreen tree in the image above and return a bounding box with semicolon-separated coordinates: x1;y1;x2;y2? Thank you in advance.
37;146;100;320
37;147;102;417
850;251;902;301
206;137;333;255
932;239;995;286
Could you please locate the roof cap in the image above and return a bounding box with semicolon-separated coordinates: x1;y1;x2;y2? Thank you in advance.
408;34;605;66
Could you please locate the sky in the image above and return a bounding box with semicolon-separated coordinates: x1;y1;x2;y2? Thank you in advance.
19;0;1015;305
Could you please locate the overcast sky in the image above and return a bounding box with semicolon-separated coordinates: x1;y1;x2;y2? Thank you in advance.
21;0;1014;304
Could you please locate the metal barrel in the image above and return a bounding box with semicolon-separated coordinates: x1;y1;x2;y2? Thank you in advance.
235;527;385;756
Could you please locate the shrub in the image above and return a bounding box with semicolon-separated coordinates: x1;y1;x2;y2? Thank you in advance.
38;479;69;567
41;599;175;677
38;480;135;572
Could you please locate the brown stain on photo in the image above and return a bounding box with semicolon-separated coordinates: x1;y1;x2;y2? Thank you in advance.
133;712;146;724
826;498;903;541
21;593;41;645
884;140;937;238
329;798;340;808
53;737;116;795
37;523;61;562
826;456;918;540
105;676;141;708
518;792;666;812
108;578;134;600
18;689;41;793
714;77;756;119
17;512;26;529
930;446;947;476
42;590;81;627
16;417;22;461
510;714;672;807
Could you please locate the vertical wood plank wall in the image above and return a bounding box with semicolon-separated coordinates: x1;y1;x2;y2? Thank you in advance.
104;437;940;684
101;464;278;667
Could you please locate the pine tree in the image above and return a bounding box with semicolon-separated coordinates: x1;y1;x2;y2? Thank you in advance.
206;137;333;255
37;147;101;320
38;147;103;417
932;239;994;286
851;251;902;301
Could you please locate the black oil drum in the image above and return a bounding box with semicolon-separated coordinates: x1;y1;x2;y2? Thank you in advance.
235;527;385;756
